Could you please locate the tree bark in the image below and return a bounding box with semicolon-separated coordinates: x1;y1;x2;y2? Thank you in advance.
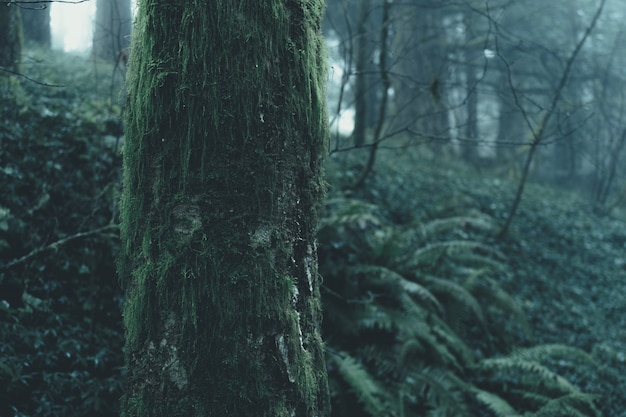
119;1;330;416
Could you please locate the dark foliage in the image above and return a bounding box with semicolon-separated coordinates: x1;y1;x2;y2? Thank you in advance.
319;152;622;417
0;49;124;417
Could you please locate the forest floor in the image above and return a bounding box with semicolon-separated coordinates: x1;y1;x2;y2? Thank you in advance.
500;187;626;416
404;156;626;416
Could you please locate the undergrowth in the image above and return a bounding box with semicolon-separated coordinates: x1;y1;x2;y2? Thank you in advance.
0;46;124;417
319;150;625;416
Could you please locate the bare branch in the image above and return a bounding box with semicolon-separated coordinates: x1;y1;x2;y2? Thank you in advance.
0;225;119;272
496;0;606;239
0;66;65;88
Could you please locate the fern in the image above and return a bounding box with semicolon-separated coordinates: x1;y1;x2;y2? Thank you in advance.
465;274;530;336
419;215;496;239
318;194;602;417
321;197;384;229
419;274;486;326
510;344;598;367
508;388;553;408
408;240;503;267
403;366;474;417
428;321;475;367
447;252;509;273
470;387;521;417
526;393;601;417
355;303;399;333
328;350;393;416
477;357;580;395
350;264;443;313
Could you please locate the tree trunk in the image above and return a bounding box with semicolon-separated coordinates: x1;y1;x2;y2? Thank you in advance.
21;2;50;47
392;2;448;150
119;1;330;416
352;0;373;147
93;0;132;61
0;5;22;73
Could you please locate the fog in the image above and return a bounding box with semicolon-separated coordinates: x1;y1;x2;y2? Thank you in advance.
50;1;96;52
50;0;136;52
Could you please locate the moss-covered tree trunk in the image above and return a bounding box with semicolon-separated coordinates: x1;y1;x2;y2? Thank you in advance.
119;1;330;416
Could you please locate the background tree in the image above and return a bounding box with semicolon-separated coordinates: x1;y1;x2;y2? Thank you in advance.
119;0;331;416
0;4;23;77
21;1;51;47
93;0;131;61
352;0;377;147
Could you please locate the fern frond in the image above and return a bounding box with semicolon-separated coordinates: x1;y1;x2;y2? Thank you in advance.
470;387;521;417
360;344;400;376
528;392;602;417
327;350;391;416
511;344;598;367
406;366;474;417
449;252;509;273
399;319;464;372
466;275;530;335
409;240;502;267
429;321;475;367
355;303;397;333
420;274;486;326
507;388;552;409
477;358;579;394
321;197;383;229
419;215;496;239
350;264;443;314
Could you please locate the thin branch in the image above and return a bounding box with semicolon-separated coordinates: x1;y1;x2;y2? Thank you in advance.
0;66;65;88
0;224;119;272
1;0;89;4
496;0;606;240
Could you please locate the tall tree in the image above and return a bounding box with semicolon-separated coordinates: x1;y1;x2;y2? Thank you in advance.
119;0;331;416
0;4;22;75
21;2;51;47
93;0;132;60
352;0;378;147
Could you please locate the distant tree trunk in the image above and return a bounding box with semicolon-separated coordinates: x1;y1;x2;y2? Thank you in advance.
462;62;479;163
21;3;50;47
119;0;331;416
352;0;390;190
0;5;22;73
392;2;448;151
352;0;375;147
93;0;132;61
461;11;480;165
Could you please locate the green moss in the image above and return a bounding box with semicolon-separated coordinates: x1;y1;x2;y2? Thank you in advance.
119;1;330;415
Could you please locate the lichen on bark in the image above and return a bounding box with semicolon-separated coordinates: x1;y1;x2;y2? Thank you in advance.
119;1;330;416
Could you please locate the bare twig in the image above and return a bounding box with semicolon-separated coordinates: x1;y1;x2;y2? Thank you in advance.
0;66;65;88
0;224;119;272
0;0;89;4
496;0;606;240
